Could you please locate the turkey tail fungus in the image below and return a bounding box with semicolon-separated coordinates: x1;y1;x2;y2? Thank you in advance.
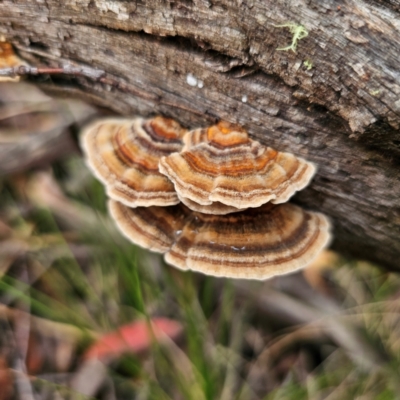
159;121;315;214
109;200;331;280
81;116;187;207
82;117;331;280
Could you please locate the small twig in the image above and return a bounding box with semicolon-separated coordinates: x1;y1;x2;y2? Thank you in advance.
0;65;105;80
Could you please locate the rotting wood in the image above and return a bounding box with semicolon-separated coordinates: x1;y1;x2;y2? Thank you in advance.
0;0;399;270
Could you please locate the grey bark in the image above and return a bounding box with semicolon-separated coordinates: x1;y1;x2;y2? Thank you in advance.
1;0;399;270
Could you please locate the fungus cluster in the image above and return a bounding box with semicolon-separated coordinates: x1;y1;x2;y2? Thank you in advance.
81;117;331;280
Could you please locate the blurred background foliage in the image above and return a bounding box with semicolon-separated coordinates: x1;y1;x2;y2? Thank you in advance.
0;82;399;400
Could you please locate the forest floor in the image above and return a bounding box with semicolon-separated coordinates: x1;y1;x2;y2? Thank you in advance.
0;82;399;400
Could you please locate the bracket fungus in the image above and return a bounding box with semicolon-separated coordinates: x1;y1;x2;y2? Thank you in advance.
81;116;186;207
159;121;316;215
109;200;331;280
81;116;332;280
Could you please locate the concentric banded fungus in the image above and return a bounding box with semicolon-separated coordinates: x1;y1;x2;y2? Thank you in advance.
109;200;331;280
108;200;188;253
159;121;316;214
81;117;186;207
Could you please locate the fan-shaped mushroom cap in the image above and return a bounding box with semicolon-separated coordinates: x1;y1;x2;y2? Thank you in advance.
81;117;186;207
108;200;188;253
109;200;331;280
159;121;316;212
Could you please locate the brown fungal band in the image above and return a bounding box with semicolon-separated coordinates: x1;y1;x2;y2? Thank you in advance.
177;194;242;215
109;200;331;280
81;116;186;207
159;121;316;213
108;200;188;253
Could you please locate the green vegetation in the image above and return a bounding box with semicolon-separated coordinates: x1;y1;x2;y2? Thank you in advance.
1;156;399;399
303;59;313;70
274;23;309;53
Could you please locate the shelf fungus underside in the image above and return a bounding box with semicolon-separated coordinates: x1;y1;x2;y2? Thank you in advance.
159;122;316;214
109;200;331;280
81;116;186;207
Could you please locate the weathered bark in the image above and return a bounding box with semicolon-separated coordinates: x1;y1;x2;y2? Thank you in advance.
1;0;399;270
